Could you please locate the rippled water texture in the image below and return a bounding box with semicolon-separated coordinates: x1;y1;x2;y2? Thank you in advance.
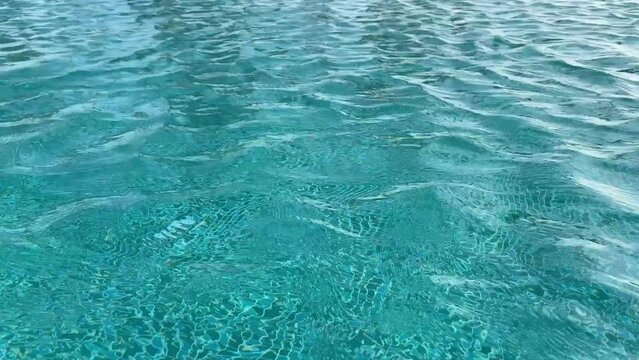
2;0;639;358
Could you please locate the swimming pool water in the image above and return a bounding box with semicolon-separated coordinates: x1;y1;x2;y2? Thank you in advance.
1;0;639;358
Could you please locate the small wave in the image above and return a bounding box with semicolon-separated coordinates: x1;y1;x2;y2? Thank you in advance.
557;140;639;159
301;217;363;238
574;176;639;214
0;117;46;128
5;194;145;234
79;124;162;154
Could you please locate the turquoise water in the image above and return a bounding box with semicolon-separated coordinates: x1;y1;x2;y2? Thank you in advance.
1;0;639;358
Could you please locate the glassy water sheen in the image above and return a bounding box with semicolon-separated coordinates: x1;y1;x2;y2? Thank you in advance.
1;0;639;358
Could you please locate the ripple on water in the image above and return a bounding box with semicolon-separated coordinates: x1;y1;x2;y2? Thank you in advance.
1;0;639;358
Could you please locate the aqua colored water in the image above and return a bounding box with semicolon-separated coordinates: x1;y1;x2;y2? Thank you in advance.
2;0;639;358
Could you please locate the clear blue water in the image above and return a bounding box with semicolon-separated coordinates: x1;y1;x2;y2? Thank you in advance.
1;0;639;358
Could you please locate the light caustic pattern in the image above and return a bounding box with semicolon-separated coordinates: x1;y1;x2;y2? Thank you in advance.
1;0;639;359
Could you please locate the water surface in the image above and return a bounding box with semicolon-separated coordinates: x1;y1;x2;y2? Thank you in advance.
1;0;639;358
